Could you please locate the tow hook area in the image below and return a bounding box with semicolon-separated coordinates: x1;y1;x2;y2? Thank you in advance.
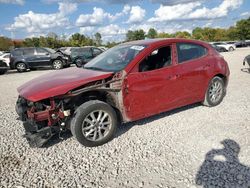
22;120;55;147
23;126;54;148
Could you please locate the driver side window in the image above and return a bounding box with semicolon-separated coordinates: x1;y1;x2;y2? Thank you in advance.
139;46;172;72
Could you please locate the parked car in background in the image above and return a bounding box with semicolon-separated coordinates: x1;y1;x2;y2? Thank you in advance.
212;42;236;51
243;55;250;70
16;38;230;147
10;47;70;72
235;41;247;48
0;53;10;66
211;44;227;52
60;46;104;67
0;60;8;75
246;40;250;47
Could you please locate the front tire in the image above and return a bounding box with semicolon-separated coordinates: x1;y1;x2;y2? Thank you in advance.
71;100;118;147
16;62;27;72
203;76;225;107
52;59;63;70
228;47;234;52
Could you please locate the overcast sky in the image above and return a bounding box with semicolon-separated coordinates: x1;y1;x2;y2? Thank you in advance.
0;0;249;42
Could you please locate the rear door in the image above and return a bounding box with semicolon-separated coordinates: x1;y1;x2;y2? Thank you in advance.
34;48;51;67
23;48;36;67
81;48;94;63
174;42;210;104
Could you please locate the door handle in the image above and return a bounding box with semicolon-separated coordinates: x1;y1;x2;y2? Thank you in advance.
167;75;180;80
203;64;210;69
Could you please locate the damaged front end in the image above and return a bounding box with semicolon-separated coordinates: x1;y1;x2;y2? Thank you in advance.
16;97;71;147
16;72;125;147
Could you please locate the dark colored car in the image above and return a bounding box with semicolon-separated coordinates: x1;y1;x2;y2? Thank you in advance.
0;60;8;75
16;39;230;147
243;55;250;71
10;47;70;72
59;47;103;67
235;41;247;48
211;44;227;52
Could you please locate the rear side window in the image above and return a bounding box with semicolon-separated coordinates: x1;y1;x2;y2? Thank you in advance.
23;48;35;56
12;49;23;56
80;48;92;58
177;43;207;63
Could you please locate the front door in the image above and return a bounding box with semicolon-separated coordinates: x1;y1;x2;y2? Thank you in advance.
123;45;182;121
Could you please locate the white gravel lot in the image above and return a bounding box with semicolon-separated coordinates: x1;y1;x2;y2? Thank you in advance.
0;48;250;188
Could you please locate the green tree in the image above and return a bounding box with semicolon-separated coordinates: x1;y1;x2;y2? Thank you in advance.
0;37;13;51
192;27;204;40
126;29;145;41
157;32;173;38
94;32;102;46
235;17;250;40
226;26;238;41
69;33;86;46
147;28;158;39
174;31;191;39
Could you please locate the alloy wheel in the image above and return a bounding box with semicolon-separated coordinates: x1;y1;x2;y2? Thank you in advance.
82;110;112;141
17;63;26;70
209;80;223;104
53;60;62;69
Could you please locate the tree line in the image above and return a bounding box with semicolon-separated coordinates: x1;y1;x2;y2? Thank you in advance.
0;16;249;51
126;17;250;42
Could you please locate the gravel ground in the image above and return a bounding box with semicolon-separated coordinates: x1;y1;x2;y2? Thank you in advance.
0;48;250;188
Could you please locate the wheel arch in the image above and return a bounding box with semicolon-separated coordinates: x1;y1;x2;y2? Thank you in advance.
14;61;27;69
213;73;228;87
71;90;123;123
15;61;27;68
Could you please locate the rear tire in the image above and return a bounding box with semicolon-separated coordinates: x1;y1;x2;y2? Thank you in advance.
203;76;225;107
71;100;117;147
75;59;83;67
0;69;7;75
52;59;63;70
16;62;27;72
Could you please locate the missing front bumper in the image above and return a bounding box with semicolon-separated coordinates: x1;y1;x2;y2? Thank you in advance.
22;121;55;147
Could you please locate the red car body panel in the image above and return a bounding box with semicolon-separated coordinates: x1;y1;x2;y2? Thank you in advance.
17;67;113;102
121;39;230;121
17;38;230;122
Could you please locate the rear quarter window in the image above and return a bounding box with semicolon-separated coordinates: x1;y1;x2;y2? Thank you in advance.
177;43;208;63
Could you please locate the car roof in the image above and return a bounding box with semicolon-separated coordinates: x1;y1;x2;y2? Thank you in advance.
122;38;210;47
13;47;35;51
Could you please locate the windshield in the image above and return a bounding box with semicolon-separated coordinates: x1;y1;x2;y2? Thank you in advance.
84;44;146;72
45;48;56;54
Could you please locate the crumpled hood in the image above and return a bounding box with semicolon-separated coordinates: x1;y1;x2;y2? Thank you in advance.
17;67;113;102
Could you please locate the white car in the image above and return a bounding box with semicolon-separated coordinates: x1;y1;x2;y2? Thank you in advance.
0;53;10;66
212;42;236;52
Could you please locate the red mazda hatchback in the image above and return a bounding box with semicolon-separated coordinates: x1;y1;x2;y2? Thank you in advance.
16;39;230;147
